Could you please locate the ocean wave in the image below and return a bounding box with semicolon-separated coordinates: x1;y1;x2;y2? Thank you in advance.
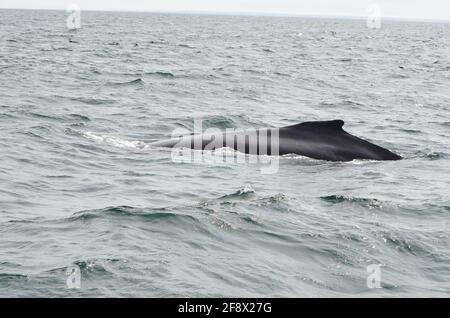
400;128;423;134
218;185;255;200
149;39;168;45
414;151;447;160
200;115;243;129
38;258;126;281
273;71;291;77
61;259;123;278
67;114;90;121
118;71;176;78
23;112;90;125
0;273;28;283
69;97;111;105
167;115;264;132
177;43;195;48
375;231;432;256
108;78;144;86
27;112;59;121
255;193;288;206
68;206;200;224
144;71;175;78
423;152;446;160
320;195;385;209
207;188;292;222
242;69;265;74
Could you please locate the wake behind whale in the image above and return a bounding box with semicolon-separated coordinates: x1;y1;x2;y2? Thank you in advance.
150;120;402;162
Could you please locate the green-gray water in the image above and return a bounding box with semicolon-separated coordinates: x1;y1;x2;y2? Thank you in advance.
1;10;449;297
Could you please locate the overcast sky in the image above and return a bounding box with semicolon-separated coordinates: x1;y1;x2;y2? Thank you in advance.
1;0;449;20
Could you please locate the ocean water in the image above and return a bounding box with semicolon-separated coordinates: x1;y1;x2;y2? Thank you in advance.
0;9;449;297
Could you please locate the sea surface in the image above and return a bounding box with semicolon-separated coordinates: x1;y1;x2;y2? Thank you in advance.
0;9;449;297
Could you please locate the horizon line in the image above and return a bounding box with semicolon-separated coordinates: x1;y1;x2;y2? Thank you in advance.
1;7;450;23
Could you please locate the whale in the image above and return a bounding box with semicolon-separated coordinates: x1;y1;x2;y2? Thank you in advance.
149;120;402;162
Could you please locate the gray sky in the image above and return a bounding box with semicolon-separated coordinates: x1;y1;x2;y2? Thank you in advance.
1;0;449;20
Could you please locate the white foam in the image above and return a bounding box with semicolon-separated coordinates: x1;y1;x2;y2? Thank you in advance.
239;184;255;195
347;159;380;165
83;132;145;149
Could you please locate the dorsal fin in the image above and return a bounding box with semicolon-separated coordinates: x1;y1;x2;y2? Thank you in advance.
289;120;345;131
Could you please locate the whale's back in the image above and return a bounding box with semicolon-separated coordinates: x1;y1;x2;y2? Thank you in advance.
280;120;402;161
149;120;402;161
